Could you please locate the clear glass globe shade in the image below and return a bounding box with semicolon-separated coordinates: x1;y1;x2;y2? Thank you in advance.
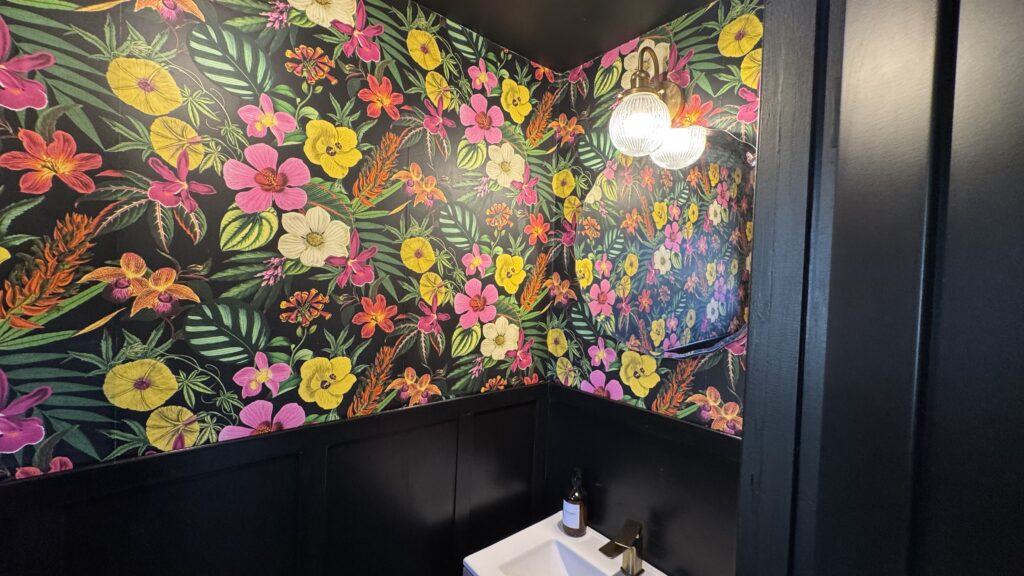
650;126;708;170
609;91;671;157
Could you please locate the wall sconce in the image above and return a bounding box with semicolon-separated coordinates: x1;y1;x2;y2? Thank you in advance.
608;46;708;169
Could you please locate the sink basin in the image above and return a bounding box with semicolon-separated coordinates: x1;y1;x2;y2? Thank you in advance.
464;513;667;576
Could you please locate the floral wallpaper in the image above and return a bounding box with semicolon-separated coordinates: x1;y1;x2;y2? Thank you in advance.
0;0;759;482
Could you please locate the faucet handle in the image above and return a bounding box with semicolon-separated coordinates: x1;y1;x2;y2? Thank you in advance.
599;519;643;558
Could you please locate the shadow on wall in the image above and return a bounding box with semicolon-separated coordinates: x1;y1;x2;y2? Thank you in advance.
0;0;759;482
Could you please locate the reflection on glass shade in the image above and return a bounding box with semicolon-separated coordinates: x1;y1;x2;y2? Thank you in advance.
609;91;671;157
650;126;708;169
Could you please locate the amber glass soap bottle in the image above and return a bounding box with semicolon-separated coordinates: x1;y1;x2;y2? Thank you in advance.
562;468;588;537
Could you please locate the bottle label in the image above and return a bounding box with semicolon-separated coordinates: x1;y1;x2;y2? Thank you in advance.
562;500;580;529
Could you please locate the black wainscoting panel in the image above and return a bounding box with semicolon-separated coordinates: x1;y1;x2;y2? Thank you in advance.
326;421;459;576
545;386;741;576
64;456;301;576
912;0;1024;573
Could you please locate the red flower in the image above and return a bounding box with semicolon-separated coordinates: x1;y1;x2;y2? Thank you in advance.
0;129;102;194
675;94;720;128
284;45;337;85
352;294;397;338
358;74;404;121
531;61;555;83
524;213;550;245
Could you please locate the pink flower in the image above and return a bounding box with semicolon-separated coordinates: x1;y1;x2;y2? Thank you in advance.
581;370;623;400
326;229;377;288
0;369;51;453
218;400;305;442
459;93;503;144
423;96;454;139
512;163;538;206
232;352;292;398
666;45;694;88
600;37;639;68
416;296;450;335
737;86;759;124
331;0;383;62
567;61;592;84
0;16;55;111
147;151;215;213
508;330;534;372
461;244;492;277
453;278;497;329
468;58;497;94
238;93;297;146
588;279;616;317
664;221;683;251
224;143;310;213
587;337;617;370
594;254;612;278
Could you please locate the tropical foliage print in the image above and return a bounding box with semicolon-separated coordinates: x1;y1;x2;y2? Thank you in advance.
0;0;758;481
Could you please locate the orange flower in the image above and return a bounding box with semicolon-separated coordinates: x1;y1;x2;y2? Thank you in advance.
80;252;148;303
284;45;337;85
0;129;102;195
133;0;205;22
711;402;743;435
387;367;441;406
352;294;397;338
130;268;199;316
357;74;403;121
393;162;447;207
675;94;719;128
524;213;550;245
485;202;512;229
547;113;585;146
279;288;332;326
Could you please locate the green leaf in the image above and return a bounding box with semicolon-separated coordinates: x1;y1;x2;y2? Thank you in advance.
219;206;279;252
31;425;73;471
446;19;486;62
189;24;275;101
439;204;479;251
34;103;80;140
0;196;45;235
450;325;481;357
183;300;269;364
593;59;623;98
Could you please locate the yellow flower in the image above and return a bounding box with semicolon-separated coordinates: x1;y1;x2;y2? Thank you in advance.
650;319;666;347
619;351;659;398
741;48;762;88
150;116;204;167
556;356;578;386
616;276;632;298
107;57;182;116
731;258;739;276
104;359;178;411
0;246;10;264
546;328;568;357
500;78;532;124
683;221;694;240
552;169;576;198
685;309;697;328
706;262;717;285
709;163;720;186
401;237;436;273
419;271;446;303
563;196;581;221
624;253;639;277
576;258;593;289
146;405;199;452
718;14;763;57
424;71;451;107
304;119;362;179
652;202;668;229
746;221;754;242
494;253;526;294
687;202;699;224
299;356;356;409
407;29;442;70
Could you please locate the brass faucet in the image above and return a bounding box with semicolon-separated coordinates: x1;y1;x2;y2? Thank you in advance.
598;519;644;576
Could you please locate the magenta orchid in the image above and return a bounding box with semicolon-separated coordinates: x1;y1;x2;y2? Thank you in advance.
666;45;694;87
507;330;534;372
468;57;497;94
423;95;454;139
461;243;492;277
224;143;310;213
416;296;450;335
459;93;503;144
0;16;55;111
587;337;617;370
511;163;539;206
218;400;305;441
0;369;52;454
453;278;498;329
600;37;640;68
237;93;297;146
147;151;215;213
581;370;623;400
737;86;759;124
232;352;292;398
332;0;383;63
326;229;377;288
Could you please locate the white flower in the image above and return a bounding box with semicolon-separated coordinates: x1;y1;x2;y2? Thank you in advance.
480;316;520;360
708;202;725;225
652;246;672;275
621;39;671;89
278;206;350;267
288;0;356;28
584;178;604;205
485;142;525;189
706;300;723;323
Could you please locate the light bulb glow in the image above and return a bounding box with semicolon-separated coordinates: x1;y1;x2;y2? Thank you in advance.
650;126;708;170
609;91;671;157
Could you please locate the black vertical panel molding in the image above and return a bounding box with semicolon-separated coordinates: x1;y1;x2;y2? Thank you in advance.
912;0;1024;573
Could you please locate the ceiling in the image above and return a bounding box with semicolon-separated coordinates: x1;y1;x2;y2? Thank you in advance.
412;0;713;71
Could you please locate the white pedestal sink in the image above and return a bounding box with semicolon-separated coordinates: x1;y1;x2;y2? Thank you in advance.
463;513;668;576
